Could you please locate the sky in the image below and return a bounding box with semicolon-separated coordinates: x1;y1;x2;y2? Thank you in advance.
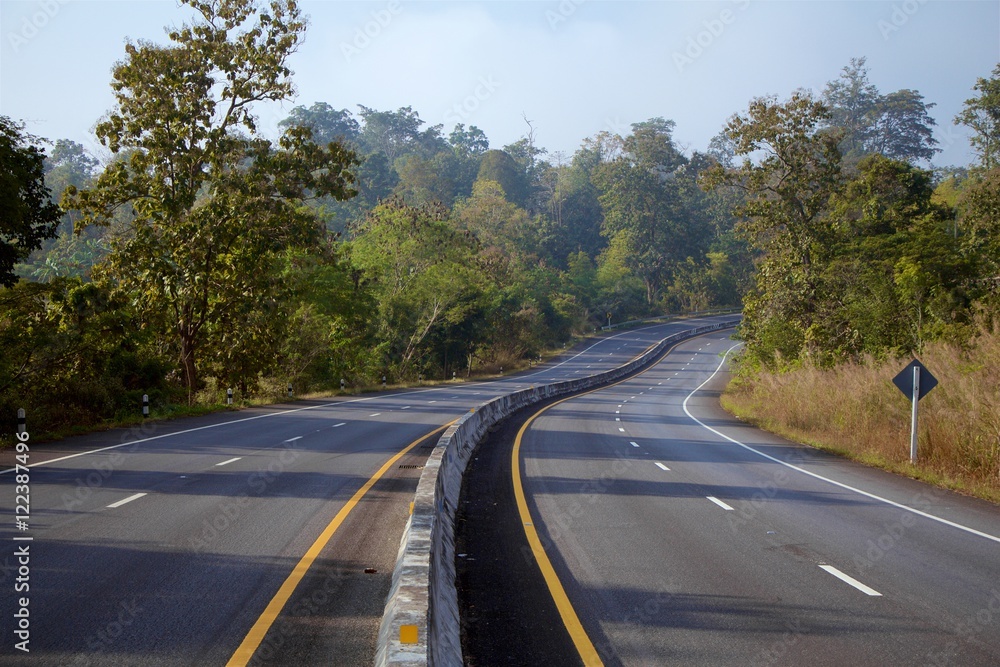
1;0;998;168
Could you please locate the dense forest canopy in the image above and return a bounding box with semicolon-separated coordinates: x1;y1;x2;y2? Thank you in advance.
1;0;997;437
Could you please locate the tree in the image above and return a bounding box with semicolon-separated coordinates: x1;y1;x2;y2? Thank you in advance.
449;124;489;156
537;146;605;268
454;179;535;258
868;89;939;163
955;64;1000;170
705;93;844;362
66;0;358;402
476;149;529;207
823;57;939;166
958;168;1000;293
0;116;60;287
823;57;880;159
357;105;426;162
349;199;483;375
278;102;360;145
593;119;708;308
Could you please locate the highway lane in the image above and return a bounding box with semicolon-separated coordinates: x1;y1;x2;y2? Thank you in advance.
462;329;1000;666
0;313;735;665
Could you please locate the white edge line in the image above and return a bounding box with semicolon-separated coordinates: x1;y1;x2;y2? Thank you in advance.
707;496;734;510
215;457;242;467
682;342;1000;545
819;564;882;596
4;317;734;476
2;392;387;474
655;462;671;471
107;492;147;509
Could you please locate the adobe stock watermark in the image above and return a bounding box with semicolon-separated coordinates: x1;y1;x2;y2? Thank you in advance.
6;0;73;53
878;0;930;41
726;448;809;532
851;486;946;573
925;588;1000;666
592;585;678;663
545;0;587;31
751;619;806;667
340;0;403;63
248;564;347;664
188;439;303;553
443;76;501;126
520;449;635;565
60;420;161;512
673;0;752;74
68;599;144;666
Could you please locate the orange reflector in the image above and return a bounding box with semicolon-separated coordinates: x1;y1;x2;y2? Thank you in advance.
400;625;418;644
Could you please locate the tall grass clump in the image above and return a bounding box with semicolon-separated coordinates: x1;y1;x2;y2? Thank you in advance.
723;322;1000;503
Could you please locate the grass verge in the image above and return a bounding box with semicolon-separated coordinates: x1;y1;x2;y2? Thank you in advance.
721;324;1000;505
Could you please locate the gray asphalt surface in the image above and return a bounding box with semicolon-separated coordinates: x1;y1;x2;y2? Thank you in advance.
0;314;736;665
465;329;1000;666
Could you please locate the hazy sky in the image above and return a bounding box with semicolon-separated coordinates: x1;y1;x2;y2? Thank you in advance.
1;0;997;167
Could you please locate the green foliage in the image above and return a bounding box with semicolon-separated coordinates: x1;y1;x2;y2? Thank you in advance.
593;118;711;308
476;149;530;208
707;87;984;366
0;279;169;440
348;199;485;376
65;0;358;402
955;64;1000;170
0;116;60;287
823;57;939;166
278;102;360;145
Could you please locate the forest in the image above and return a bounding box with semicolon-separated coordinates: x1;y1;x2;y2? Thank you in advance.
1;0;997;442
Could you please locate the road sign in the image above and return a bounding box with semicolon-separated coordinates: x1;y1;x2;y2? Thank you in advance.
892;359;938;464
892;359;937;401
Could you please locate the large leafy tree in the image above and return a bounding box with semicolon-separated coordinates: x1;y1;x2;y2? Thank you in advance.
278;102;360;145
0;116;60;287
454;179;535;258
867;89;939;163
821;155;969;356
593;119;708;307
705;93;844;361
956;64;1000;170
538;145;605;268
349;199;483;375
67;0;357;401
823;57;939;166
823;57;880;159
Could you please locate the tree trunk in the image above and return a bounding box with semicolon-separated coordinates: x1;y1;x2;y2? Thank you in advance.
180;332;198;406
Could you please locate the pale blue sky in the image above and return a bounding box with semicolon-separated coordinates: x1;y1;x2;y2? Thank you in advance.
1;0;997;167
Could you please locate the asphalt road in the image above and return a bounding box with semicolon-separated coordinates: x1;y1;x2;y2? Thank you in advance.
459;329;1000;666
0;314;736;665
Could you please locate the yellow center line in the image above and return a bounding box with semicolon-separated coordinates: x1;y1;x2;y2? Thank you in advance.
226;421;455;667
511;334;714;667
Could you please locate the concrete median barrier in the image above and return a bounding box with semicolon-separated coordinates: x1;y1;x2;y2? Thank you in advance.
375;319;740;666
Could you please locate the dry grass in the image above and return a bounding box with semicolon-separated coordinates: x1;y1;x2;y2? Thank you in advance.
722;324;1000;504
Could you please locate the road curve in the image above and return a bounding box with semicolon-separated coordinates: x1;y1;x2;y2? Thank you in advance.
458;329;1000;666
0;314;735;665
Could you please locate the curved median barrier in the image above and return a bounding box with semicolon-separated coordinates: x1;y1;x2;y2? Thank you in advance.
375;318;740;666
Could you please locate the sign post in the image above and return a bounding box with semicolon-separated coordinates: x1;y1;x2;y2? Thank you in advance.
892;359;938;465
